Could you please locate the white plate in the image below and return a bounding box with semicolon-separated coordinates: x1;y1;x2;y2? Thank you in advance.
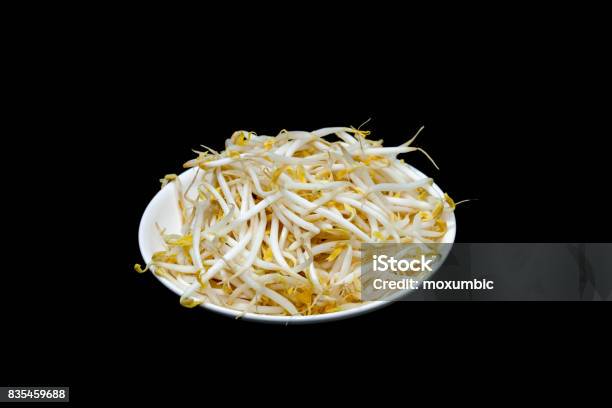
138;166;456;324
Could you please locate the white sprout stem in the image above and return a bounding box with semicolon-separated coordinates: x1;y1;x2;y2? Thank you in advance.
367;179;432;193
228;192;282;230
349;146;414;156
216;169;236;208
264;152;326;165
310;127;351;137
386;196;434;210
241;272;299;316
276;203;321;234
314;207;370;241
229;211;266;280
196;157;234;167
152;262;200;274
191;202;207;270
197;229;254;285
269;216;292;271
280;176;349;191
201;181;230;214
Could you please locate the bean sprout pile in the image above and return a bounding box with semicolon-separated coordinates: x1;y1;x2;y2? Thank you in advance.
135;126;455;316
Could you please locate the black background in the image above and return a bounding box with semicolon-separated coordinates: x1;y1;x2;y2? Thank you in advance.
2;9;610;404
